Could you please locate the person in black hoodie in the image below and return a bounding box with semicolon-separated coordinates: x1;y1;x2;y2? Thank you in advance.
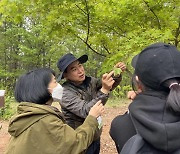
110;42;180;154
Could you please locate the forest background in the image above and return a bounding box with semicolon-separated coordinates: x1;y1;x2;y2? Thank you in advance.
0;0;179;118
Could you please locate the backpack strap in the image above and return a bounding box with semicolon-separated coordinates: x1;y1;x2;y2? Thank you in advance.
122;113;180;154
121;134;145;154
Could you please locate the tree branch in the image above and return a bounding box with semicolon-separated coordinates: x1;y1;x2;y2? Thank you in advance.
75;4;87;15
175;18;180;47
84;0;90;43
102;43;110;54
76;1;90;44
75;34;106;57
105;24;127;38
143;0;161;29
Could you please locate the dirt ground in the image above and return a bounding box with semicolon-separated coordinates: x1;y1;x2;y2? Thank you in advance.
0;105;128;154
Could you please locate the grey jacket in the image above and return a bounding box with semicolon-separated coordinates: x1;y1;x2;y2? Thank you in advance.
60;76;122;129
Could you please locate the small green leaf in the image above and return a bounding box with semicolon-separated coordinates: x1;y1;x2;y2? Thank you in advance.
113;67;122;76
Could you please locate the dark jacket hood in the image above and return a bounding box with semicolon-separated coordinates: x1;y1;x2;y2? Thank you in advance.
129;90;180;152
8;102;58;137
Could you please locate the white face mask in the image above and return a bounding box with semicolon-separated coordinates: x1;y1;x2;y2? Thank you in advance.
50;83;63;102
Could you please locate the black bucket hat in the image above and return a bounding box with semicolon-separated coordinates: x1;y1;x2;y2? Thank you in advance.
57;53;88;81
131;42;180;90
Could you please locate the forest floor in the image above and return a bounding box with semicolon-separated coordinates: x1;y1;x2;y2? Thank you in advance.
0;102;129;154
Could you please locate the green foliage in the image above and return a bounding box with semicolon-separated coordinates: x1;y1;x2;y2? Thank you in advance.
106;97;131;108
113;68;122;76
0;97;18;120
0;0;179;97
112;84;132;98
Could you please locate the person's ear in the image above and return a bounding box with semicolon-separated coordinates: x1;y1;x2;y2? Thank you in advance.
63;73;68;80
135;75;139;82
135;75;143;92
48;88;53;94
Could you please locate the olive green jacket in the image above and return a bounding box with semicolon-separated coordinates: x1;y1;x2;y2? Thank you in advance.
5;102;98;154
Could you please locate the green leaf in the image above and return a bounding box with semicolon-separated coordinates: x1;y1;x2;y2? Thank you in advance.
113;67;122;76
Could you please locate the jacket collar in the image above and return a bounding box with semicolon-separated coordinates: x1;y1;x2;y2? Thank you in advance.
138;90;168;99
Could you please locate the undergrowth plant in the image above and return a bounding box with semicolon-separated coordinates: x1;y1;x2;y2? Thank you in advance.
0;97;18;120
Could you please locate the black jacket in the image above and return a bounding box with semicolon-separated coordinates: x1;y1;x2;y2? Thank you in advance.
129;90;180;152
110;90;180;153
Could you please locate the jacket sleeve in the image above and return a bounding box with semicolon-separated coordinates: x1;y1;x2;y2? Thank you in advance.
61;79;109;118
109;113;136;153
43;115;98;154
95;77;109;105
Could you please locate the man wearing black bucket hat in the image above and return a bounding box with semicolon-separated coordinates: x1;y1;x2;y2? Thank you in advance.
110;42;180;154
57;53;126;154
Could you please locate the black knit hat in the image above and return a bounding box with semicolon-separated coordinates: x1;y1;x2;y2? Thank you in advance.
132;43;180;89
57;53;88;81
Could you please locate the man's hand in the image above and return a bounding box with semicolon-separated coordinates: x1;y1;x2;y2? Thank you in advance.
89;100;104;118
127;91;137;100
101;71;115;94
114;62;126;72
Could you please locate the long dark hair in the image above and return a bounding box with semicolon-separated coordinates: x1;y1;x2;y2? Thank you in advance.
15;68;55;104
163;79;180;113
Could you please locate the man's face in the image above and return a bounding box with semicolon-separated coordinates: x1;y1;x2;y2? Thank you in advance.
64;60;85;85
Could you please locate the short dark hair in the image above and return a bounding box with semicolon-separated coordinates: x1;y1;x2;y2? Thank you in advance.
15;68;55;104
